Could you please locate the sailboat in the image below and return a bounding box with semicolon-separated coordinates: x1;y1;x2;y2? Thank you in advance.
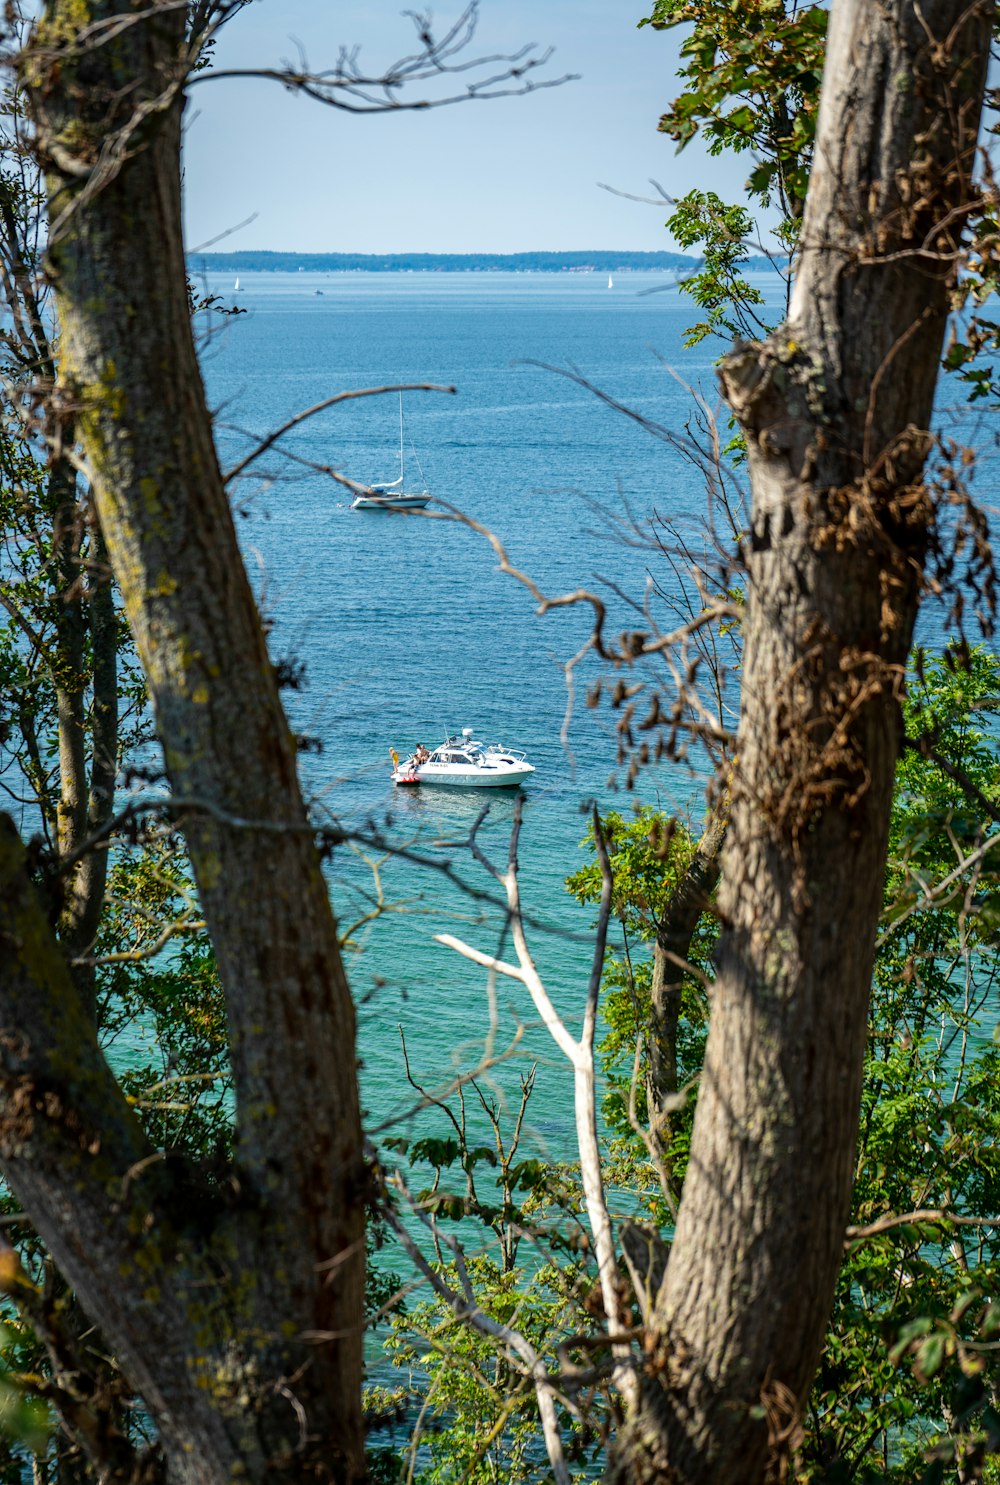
608;274;614;289
351;393;432;512
234;275;240;292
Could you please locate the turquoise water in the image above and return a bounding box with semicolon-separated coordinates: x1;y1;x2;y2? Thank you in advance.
196;270;779;1157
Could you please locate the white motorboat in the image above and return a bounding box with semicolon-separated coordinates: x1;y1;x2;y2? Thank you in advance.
352;393;431;512
391;730;535;789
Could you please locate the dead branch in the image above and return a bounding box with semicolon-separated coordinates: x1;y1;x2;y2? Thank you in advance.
846;1209;1000;1243
437;798;640;1410
223;383;455;485
193;3;576;114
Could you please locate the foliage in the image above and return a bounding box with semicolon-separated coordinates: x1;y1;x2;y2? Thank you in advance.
640;0;824;222
567;807;715;1211
799;650;1000;1481
0;440;62;825
666;192;766;345
383;1257;597;1485
96;842;232;1161
0;1324;49;1459
942;100;1000;405
638;0;826;341
640;0;1000;421
384;1062;589;1273
564;653;1000;1481
566;805;695;931
372;1056;604;1482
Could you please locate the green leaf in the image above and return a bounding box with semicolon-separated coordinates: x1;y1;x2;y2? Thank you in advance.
916;1332;947;1379
409;1137;461;1169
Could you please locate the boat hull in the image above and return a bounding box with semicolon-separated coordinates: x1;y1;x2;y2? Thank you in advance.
393;764;534;789
352;493;430;511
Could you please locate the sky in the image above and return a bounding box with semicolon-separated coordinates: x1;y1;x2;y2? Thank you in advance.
181;0;752;255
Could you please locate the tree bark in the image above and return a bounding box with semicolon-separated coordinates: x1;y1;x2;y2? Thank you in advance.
0;87;116;1009
613;2;993;1481
50;448;118;1017
79;518;118;946
8;4;368;1480
0;816;227;1483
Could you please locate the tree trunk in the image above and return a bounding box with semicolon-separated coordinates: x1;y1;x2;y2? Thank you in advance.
613;1;993;1481
0;69;117;1010
8;4;368;1480
51;447;117;1018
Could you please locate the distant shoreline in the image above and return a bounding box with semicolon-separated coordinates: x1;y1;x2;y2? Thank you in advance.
188;250;696;274
189;250;784;275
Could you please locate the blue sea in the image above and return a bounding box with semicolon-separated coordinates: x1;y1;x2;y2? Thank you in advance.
195;268;777;1157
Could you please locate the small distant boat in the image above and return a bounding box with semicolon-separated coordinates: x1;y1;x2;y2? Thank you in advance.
351;393;431;512
391;730;535;789
316;289;324;296
608;274;614;289
234;276;240;292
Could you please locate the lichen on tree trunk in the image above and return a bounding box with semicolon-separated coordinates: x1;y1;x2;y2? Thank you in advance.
1;3;370;1479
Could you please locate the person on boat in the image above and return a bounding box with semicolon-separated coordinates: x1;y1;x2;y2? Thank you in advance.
414;744;430;765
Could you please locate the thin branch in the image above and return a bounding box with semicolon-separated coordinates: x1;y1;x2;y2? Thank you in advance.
384;1168;574;1485
876;831;1000;947
597;177;776;257
187;211;259;255
846;1208;1000;1243
904;730;1000;826
72;914;205;967
437;798;640;1408
223;382;455;485
365;1028;523;1140
57;791;590;948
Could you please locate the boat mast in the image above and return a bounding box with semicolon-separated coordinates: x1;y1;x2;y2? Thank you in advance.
398;390;404;485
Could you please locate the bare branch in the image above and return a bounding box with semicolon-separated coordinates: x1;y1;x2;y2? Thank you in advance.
437;798;639;1408
187;210;259;256
846;1209;1000;1243
876;831;1000;947
73;913;205;967
223;382;455;485
193;3;576;115
384;1167;574;1485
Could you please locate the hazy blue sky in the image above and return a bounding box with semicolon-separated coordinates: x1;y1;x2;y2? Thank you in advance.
181;1;752;254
